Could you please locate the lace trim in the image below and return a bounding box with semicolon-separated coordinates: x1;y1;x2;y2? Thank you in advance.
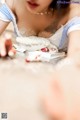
15;36;58;52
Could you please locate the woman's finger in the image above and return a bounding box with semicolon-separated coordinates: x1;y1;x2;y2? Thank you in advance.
5;33;16;58
4;33;12;52
8;47;16;58
0;33;15;57
0;40;6;57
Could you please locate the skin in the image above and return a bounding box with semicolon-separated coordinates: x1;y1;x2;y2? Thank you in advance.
0;0;80;119
44;55;80;120
25;0;53;14
0;0;68;56
0;0;80;57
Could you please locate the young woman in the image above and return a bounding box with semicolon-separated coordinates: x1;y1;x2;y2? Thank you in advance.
0;0;80;119
0;0;80;58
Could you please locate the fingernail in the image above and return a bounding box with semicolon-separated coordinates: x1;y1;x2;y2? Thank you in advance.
8;51;15;58
1;51;6;56
4;33;12;40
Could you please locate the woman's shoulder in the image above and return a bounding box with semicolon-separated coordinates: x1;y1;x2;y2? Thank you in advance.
69;3;80;19
5;0;15;11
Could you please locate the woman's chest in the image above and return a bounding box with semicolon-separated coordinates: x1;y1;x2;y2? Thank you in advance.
16;12;59;37
15;8;67;38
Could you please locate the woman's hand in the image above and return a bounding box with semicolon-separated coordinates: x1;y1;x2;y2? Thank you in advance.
0;33;16;58
43;57;80;120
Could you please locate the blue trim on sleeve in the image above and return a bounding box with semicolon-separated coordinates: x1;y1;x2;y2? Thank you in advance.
0;3;13;21
0;3;21;36
59;17;80;49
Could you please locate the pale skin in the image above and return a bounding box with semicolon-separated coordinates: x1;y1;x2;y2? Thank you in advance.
43;56;80;120
0;0;80;57
0;0;80;120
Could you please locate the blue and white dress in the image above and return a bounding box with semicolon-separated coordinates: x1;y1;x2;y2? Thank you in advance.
0;2;80;51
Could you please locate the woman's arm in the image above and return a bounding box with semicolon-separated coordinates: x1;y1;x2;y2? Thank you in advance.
5;0;14;10
0;20;10;34
0;20;16;57
0;0;16;57
68;30;80;57
67;3;80;57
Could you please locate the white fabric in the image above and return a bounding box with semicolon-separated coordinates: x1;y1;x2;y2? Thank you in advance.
0;2;80;50
67;24;80;35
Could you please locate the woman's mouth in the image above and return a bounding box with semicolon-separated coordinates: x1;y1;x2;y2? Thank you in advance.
27;1;39;9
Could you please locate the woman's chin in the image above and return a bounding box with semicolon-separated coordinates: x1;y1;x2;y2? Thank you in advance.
25;6;36;14
25;1;40;14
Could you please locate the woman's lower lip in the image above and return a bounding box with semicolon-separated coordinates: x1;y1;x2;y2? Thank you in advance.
27;1;39;9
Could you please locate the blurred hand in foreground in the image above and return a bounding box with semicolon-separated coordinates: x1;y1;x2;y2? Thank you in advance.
43;56;80;120
0;33;16;58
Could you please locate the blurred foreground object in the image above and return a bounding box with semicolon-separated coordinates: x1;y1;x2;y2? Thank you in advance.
0;32;16;58
0;57;55;120
43;57;80;120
